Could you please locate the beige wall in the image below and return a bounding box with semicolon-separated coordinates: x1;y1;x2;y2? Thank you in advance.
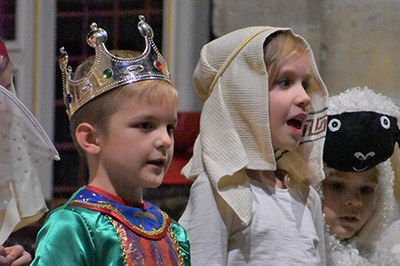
213;0;400;105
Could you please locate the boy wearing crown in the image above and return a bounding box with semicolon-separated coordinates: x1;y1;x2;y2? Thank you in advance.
32;16;190;265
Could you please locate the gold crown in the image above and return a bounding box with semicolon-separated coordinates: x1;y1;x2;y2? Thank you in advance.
59;15;171;118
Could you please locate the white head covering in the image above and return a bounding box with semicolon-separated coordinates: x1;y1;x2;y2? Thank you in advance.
0;42;59;243
182;26;328;224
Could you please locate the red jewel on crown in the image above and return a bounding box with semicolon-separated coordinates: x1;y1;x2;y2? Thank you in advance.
154;60;163;71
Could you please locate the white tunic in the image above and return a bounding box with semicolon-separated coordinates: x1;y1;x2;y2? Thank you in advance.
179;172;326;265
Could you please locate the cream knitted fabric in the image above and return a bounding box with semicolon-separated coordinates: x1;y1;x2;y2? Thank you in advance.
182;26;328;224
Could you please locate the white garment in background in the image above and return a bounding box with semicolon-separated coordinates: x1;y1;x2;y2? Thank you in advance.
0;85;59;243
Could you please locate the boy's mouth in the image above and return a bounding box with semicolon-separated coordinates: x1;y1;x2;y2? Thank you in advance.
340;215;360;223
148;159;166;167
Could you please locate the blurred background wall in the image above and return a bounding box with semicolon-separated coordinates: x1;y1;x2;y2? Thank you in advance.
211;0;400;104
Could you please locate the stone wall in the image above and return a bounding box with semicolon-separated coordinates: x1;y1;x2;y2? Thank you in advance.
213;0;400;104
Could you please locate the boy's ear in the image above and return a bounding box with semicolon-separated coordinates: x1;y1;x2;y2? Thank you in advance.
75;123;101;155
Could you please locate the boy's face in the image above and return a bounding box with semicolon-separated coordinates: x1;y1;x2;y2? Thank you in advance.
98;90;177;194
269;53;311;151
322;168;378;240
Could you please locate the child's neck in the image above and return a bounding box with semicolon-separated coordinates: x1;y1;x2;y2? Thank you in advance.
86;185;145;208
246;169;287;189
88;179;144;206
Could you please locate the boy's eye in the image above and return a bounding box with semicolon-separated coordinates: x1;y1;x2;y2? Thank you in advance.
359;186;375;196
326;182;344;193
167;125;176;135
137;122;153;130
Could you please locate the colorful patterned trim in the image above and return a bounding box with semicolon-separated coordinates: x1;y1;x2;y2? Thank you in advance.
168;227;184;265
110;217;183;265
69;187;171;240
110;218;130;266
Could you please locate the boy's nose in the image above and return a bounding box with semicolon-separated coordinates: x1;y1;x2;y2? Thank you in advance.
344;195;363;208
155;128;173;149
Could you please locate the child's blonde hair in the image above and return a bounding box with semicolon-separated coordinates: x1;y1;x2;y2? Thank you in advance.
70;50;177;157
264;32;310;90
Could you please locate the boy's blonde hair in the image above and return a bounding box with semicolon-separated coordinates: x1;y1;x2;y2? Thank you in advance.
70;50;177;158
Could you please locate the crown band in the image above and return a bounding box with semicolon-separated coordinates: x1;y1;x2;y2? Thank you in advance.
59;15;171;118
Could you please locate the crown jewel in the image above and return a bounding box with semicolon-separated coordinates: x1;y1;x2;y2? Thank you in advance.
59;15;171;118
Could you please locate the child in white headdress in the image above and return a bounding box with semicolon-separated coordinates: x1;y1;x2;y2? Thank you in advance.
321;87;400;265
179;26;329;265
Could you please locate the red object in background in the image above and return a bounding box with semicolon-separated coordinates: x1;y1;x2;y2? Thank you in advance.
163;112;200;185
0;40;10;58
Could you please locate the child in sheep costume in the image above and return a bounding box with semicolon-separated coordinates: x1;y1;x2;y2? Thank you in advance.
321;87;400;265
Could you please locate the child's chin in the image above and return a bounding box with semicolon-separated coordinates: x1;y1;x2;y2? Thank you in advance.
147;178;164;188
283;142;301;152
332;228;354;240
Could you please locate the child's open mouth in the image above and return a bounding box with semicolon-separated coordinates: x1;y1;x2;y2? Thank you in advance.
287;113;306;135
287;118;303;130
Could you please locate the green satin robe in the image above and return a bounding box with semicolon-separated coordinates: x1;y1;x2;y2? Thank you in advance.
31;187;190;265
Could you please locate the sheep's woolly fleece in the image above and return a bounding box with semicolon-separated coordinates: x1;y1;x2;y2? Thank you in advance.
328;86;400;127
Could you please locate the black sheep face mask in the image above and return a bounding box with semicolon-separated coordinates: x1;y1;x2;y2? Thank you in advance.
323;111;400;172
